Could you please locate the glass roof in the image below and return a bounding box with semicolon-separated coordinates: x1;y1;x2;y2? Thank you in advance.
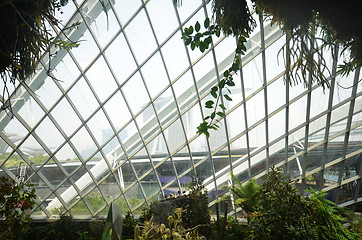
0;0;361;219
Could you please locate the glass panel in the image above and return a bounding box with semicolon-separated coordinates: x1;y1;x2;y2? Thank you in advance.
103;91;132;131
267;77;285;114
136;106;161;144
88;3;119;48
51;97;81;137
19;135;48;165
85;188;108;215
124;182;145;210
146;0;178;44
248;122;266;149
161;32;189;81
122;72;149;114
71;199;92;215
333;72;354;105
265;36;285;80
30;76;62;111
71;126;98;160
246;90;265;127
125;9;157;64
176;0;202;25
68;77;99;120
243;54;263;96
13;98;44;128
36;117;65;150
85;56;118;103
86;109;112;146
70;29;99;70
105;33;137;85
268;109;285;143
113;0;141;25
164;118;185;154
142;52;169;99
52;54;80;91
289;95;307;130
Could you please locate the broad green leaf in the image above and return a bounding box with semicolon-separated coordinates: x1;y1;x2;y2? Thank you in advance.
226;80;235;87
219;104;226;110
210;112;216;119
204;18;210;28
223;70;229;77
217;112;225;118
216;28;221;37
195;21;201;32
191;41;195;50
205;100;214;108
211;90;217;98
218;79;225;88
224;94;232;101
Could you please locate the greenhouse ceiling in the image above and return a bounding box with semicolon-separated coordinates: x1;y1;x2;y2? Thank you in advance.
0;0;361;219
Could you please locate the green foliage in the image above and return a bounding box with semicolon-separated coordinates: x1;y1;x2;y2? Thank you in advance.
0;0;78;113
307;189;359;240
134;208;204;240
247;168;314;239
122;211;137;239
212;215;248;240
247;168;359;240
182;13;249;137
183;0;362;137
0;177;37;240
17;214;104;240
227;173;260;214
182;175;211;238
212;0;256;37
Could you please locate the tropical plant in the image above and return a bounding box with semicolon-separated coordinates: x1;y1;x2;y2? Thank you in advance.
227;173;260;215
307;189;359;240
179;0;362;137
182;175;211;238
134;207;204;240
0;0;78;114
247;168;359;240
0;177;37;240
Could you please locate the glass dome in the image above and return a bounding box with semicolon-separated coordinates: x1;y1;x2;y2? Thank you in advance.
0;0;361;219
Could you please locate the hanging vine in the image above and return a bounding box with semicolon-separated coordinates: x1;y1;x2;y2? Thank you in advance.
0;0;79;116
179;0;362;137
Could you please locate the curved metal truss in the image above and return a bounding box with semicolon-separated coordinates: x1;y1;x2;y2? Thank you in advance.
0;0;361;219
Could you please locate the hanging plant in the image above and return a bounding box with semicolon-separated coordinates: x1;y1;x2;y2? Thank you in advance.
0;0;78;114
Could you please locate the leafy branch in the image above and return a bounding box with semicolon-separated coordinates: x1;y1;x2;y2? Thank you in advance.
182;18;249;138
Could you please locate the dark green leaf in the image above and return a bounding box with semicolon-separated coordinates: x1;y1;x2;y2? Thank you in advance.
218;79;225;88
204;18;210;28
191;41;195;50
219;104;226;110
194;33;202;42
205;100;214;108
200;42;205;53
217;112;225;118
210;112;216;119
185;38;191;45
205;131;210;138
216;28;221;37
224;94;232;101
226;80;235;87
211;86;218;92
195;21;201;32
223;70;229;77
211;90;217;98
232;63;239;71
188;26;194;35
